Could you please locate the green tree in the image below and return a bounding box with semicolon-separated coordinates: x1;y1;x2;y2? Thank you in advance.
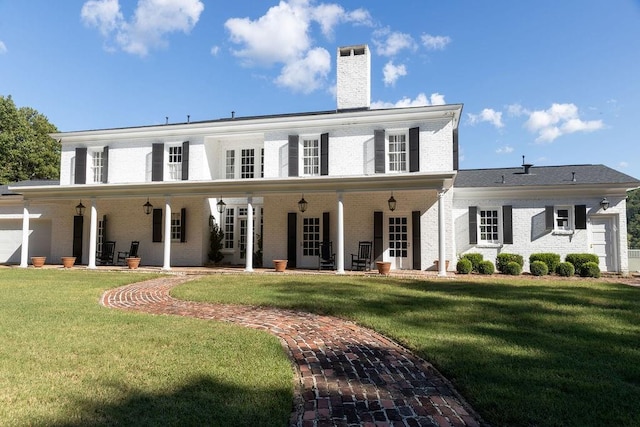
0;95;60;184
627;188;640;248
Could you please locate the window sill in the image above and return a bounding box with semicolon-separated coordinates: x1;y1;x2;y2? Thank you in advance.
476;243;503;248
552;230;575;236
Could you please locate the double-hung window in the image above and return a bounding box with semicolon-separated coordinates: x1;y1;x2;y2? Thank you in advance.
241;149;255;179
546;205;586;233
303;138;320;176
388;133;407;172
91;151;103;183
555;207;571;231
226;150;235;179
170;212;182;241
479;209;500;244
168;145;182;181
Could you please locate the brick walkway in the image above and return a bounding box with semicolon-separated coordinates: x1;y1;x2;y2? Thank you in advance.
101;275;483;427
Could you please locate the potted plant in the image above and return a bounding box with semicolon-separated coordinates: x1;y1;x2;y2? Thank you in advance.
31;256;46;268
376;261;391;275
273;259;287;272
126;257;141;269
61;257;76;268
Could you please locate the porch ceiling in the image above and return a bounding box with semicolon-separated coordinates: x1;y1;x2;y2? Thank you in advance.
11;171;456;201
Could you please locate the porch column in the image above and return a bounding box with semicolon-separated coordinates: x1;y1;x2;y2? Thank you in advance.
438;189;447;277
163;197;172;271
336;192;345;274
19;201;30;268
245;196;254;272
88;198;97;269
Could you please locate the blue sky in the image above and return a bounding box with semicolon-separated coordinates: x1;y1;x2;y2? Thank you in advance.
1;0;639;178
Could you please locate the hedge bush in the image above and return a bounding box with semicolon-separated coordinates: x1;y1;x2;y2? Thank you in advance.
565;253;599;272
530;260;549;276
461;253;484;272
456;258;472;274
579;261;601;278
556;262;575;277
477;260;495;275
496;253;524;273
503;261;522;276
529;253;560;275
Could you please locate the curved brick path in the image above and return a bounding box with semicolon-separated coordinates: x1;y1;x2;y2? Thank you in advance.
101;275;482;427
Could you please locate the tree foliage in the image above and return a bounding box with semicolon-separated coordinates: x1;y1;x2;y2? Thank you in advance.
0;95;60;184
627;188;640;248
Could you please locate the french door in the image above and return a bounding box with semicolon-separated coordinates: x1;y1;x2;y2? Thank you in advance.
299;217;321;268
388;216;411;269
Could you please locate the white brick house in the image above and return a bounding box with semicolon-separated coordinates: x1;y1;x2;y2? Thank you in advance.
2;44;638;274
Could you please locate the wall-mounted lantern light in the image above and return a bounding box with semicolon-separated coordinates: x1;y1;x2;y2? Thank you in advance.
600;197;610;211
216;197;226;214
387;192;397;212
75;201;86;216
143;198;153;215
298;194;308;213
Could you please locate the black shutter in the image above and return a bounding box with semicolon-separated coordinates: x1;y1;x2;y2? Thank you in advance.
453;128;459;171
575;205;587;230
180;208;187;242
469;206;478;244
409;127;419;172
181;141;189;181
412;210;421;269
75;147;86;184
545;206;554;231
152;208;162;242
374;130;385;173
288;135;299;177
102;215;108;242
503;205;513;244
73;215;83;263
323;212;330;242
320;133;329;176
373;211;383;260
102;146;109;183
287;212;297;268
152;143;164;182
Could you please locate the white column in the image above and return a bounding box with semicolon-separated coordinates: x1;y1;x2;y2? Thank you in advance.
438;189;447;277
20;201;30;268
163;197;172;270
245;196;254;272
336;192;345;274
88;199;97;269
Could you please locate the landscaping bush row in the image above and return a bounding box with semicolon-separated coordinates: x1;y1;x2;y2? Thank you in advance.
457;252;600;277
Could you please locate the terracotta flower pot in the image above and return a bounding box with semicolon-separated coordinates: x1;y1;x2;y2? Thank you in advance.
31;256;46;268
273;259;288;272
126;257;141;270
376;261;391;276
61;257;76;269
434;260;450;271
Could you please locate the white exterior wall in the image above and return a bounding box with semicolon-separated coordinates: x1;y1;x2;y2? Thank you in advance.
336;45;370;110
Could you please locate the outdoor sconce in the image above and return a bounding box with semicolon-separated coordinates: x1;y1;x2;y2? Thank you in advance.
143;198;153;215
387;192;397;212
600;197;610;211
298;194;308;213
216;198;226;214
75;200;86;216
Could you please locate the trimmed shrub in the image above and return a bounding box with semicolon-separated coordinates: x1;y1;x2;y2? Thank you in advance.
456;258;472;274
503;261;522;276
462;253;484;272
556;262;575;277
477;260;495;275
529;253;560;275
579;261;601;278
565;253;599;272
496;253;524;273
530;260;549;276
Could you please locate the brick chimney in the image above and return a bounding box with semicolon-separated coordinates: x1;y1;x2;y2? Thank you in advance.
336;45;370;111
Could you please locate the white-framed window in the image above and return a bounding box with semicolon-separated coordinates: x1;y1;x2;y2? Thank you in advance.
241;149;255;179
168;145;182;181
555;206;573;231
388;133;407;172
91;151;103;183
302;138;320;176
479;208;500;244
224;208;235;249
170;212;182;241
261;148;264;178
226;150;235;179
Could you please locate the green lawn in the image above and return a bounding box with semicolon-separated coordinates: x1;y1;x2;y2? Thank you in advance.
174;274;640;427
0;269;292;427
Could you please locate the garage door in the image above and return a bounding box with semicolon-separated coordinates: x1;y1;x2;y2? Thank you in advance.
0;219;52;264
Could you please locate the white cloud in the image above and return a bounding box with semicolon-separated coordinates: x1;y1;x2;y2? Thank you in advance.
506;103;527;117
619;161;629;169
225;0;371;93
0;41;7;54
210;45;219;56
81;0;204;56
382;61;407;86
373;28;416;56
467;108;504;128
496;145;514;154
421;33;451;50
524;103;604;143
371;92;446;109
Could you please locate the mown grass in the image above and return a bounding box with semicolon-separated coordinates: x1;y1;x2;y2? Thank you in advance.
174;274;640;427
0;269;292;427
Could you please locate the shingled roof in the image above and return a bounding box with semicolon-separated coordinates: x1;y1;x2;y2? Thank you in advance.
1;180;59;196
455;164;639;188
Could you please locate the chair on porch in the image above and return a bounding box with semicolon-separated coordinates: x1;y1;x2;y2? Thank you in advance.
117;241;139;265
351;241;372;271
318;241;336;270
96;241;116;265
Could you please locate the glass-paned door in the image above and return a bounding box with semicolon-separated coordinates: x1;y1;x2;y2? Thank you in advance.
388;216;410;269
300;217;320;267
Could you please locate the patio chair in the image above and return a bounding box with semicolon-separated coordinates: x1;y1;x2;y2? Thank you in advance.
117;241;139;265
351;241;372;271
96;241;116;265
318;241;336;270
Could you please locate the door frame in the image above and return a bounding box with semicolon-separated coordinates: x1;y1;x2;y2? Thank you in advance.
383;212;412;270
589;214;618;272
